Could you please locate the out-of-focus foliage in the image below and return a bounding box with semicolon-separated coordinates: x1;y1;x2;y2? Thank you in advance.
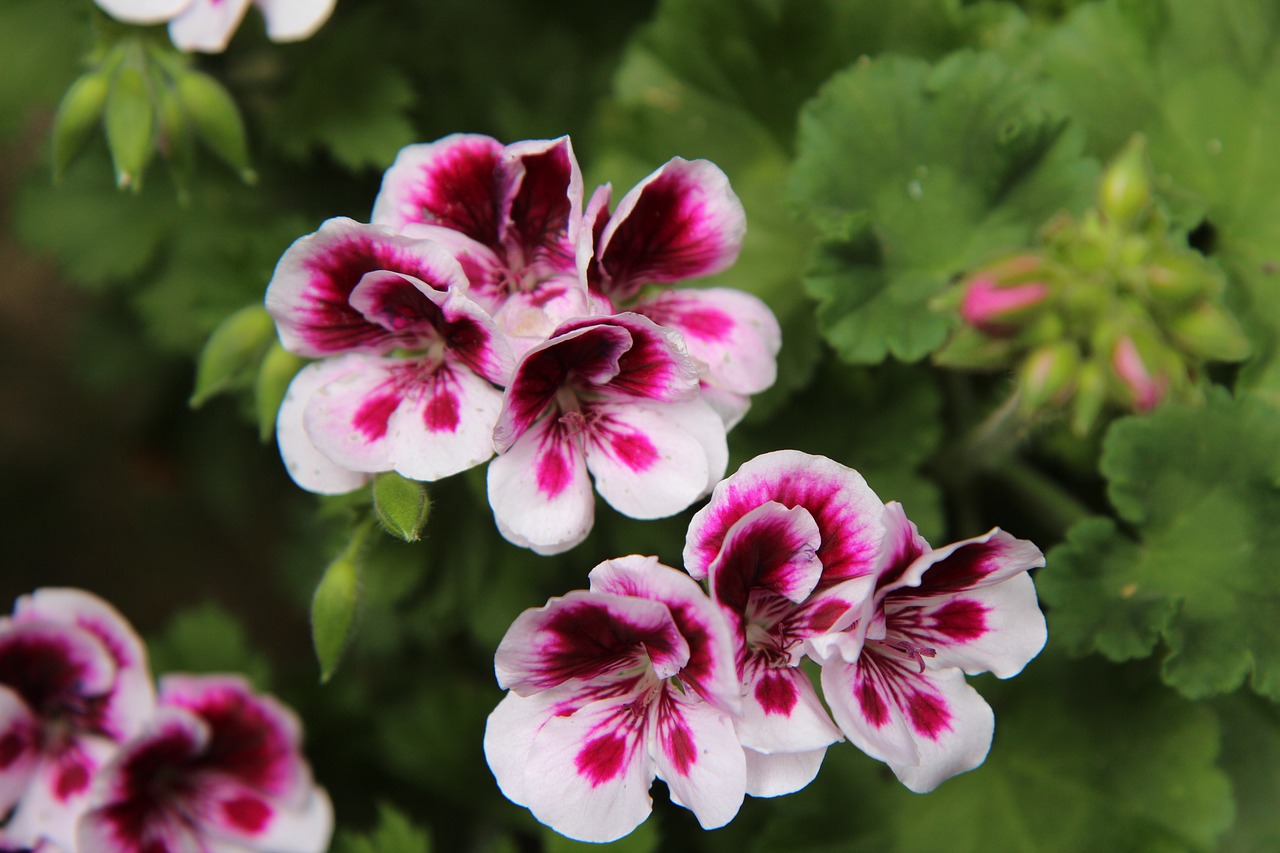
3;0;1279;850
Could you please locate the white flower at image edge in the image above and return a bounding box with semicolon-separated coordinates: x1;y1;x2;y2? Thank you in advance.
92;0;336;53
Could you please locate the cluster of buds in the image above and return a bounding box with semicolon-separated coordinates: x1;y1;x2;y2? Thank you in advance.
934;135;1250;434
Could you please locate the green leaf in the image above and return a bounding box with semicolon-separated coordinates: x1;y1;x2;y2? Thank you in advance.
1217;694;1280;852
189;304;276;407
753;655;1233;853
311;526;370;683
1037;0;1280;401
334;802;431;853
147;603;272;688
174;69;254;182
1042;390;1280;699
52;69;111;180
372;472;430;543
790;51;1098;364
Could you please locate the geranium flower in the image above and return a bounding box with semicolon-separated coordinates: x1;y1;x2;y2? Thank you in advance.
815;502;1047;792
93;0;336;53
583;159;778;427
682;451;888;794
78;675;332;853
265;217;515;494
0;589;154;851
372;135;598;351
483;555;743;842
487;312;726;554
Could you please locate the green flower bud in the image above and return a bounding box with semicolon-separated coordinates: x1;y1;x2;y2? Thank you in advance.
154;77;196;190
52;70;111;180
372;472;431;543
1099;134;1153;227
1169;302;1251;363
104;62;155;190
311;548;362;683
933;326;1016;370
254;342;305;442
1070;360;1108;436
175;69;255;183
1018;341;1080;413
1144;251;1221;304
190;304;277;408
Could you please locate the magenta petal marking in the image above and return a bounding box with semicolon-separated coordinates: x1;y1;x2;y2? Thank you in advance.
55;757;91;801
648;299;734;342
352;393;401;441
593;413;659;474
655;694;697;778
754;670;800;717
0;730;24;768
534;420;576;499
501;138;580;274
907;690;951;740
376;135;504;245
535;599;682;686
222;795;272;833
423;386;460;433
576;731;630;787
928;599;989;642
857;674;891;729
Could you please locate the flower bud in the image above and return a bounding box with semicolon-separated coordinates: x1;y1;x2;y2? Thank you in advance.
1144;251;1220;304
1169;302;1251;362
104;62;155;190
312;545;363;683
52;70;111;180
190;304;277;408
1070;360;1108;436
1018;341;1080;413
1099;134;1153;227
933;326;1016;370
1111;333;1169;412
960;276;1051;334
372;472;431;543
174;69;255;183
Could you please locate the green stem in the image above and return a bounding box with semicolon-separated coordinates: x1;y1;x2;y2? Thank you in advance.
987;458;1094;535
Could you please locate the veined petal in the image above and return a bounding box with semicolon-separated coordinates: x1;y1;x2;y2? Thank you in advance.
487;415;593;555
743;747;827;798
651;690;745;831
589;557;740;713
387;364;504;481
635;287;780;396
93;0;192;25
0;622;117;727
898;527;1047;599
258;0;336;42
597;159;746;301
895;572;1046;679
820;649;995;792
489;272;596;351
372;135;505;245
5;736;115;852
580;183;613;298
588;313;702;403
583;402;716;521
265;218;468;358
708;502;822;616
201;780;332;853
515;690;654;843
685;451;887;594
168;0;252;53
12;588;154;742
494;590;688;695
0;686;38;818
735;662;841;755
396;224;507;313
275;357;372;495
302;358;405;475
498;137;583;281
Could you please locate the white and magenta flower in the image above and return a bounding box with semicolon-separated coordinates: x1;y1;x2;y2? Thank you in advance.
682;451;889;794
583;159;778;427
93;0;336;53
487;313;727;554
373;135;597;350
483;555;744;842
78;674;332;853
815;502;1047;792
0;589;154;851
266;217;515;494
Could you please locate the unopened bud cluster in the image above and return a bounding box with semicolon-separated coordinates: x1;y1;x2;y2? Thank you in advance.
934;135;1249;434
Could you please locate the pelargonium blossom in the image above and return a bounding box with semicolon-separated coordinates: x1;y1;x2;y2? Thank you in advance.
682;451;889;794
93;0;336;53
372;135;598;351
815;502;1047;792
487;312;727;554
483;555;744;842
266;217;515;494
0;589;154;851
78;674;332;853
582;159;779;426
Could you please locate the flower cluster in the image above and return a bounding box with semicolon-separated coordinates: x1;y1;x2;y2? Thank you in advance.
934;135;1250;434
0;589;331;853
266;135;780;554
93;0;335;53
484;451;1047;842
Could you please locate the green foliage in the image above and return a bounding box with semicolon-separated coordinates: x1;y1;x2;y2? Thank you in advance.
311;522;373;683
189;303;275;407
1042;390;1280;699
334;803;432;853
148;602;273;687
790;51;1097;364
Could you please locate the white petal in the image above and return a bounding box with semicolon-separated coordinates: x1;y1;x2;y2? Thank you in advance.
276;357;374;494
584;403;712;520
743;747;827;798
487;416;593;555
258;0;336;42
735;664;841;755
0;686;39;818
168;0;252;53
651;692;745;831
93;0;192;25
908;572;1047;679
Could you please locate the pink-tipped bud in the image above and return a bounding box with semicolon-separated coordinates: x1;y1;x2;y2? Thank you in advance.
960;277;1051;334
1111;336;1168;413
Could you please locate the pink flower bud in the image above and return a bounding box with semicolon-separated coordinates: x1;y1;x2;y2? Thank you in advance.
960;277;1051;334
1111;336;1168;412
